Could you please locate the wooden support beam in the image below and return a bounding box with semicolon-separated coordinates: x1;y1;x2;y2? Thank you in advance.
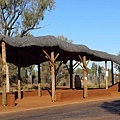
78;54;83;63
54;53;60;61
51;50;56;102
73;61;80;70
38;64;42;97
6;63;10;92
70;60;73;89
18;74;20;99
77;54;88;98
1;42;10;93
42;49;55;66
105;61;108;89
73;61;78;67
83;56;88;98
65;63;70;73
18;53;21;100
1;42;7;106
86;59;91;66
77;61;83;69
111;61;114;85
73;62;79;70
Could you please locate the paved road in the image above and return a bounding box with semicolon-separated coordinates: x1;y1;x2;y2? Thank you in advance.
0;99;120;120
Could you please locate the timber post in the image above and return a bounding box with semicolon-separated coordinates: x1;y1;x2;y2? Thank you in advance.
78;54;89;98
111;61;114;85
1;42;7;106
42;49;60;102
18;53;21;100
38;64;42;96
6;63;10;92
83;56;88;98
70;60;73;89
105;61;108;89
51;50;56;102
18;66;21;100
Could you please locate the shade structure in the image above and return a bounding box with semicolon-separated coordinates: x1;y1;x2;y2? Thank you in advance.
0;35;119;67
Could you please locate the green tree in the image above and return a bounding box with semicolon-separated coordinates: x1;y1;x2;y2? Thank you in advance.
114;52;120;83
91;62;97;77
41;62;51;84
108;68;112;85
74;68;82;75
0;0;55;37
57;35;73;43
98;65;102;78
56;61;70;86
20;65;36;84
114;52;120;72
97;65;102;88
0;0;55;86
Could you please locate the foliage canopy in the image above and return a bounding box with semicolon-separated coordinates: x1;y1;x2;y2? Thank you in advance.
0;0;55;37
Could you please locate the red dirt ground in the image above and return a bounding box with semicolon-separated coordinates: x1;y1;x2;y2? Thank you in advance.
0;83;120;114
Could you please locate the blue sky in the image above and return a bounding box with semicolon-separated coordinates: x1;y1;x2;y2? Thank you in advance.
31;0;120;55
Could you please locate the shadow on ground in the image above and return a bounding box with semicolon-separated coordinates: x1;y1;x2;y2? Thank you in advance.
101;100;120;115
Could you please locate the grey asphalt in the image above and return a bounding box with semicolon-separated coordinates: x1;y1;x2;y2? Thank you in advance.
0;99;120;120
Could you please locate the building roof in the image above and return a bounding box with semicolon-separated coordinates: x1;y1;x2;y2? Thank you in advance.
0;35;119;67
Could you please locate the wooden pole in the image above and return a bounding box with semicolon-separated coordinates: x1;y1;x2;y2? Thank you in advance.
18;67;21;100
83;56;88;98
111;61;114;85
42;49;60;102
105;61;108;89
18;54;21;100
1;42;7;106
51;50;56;102
38;64;42;96
70;60;73;89
6;63;10;92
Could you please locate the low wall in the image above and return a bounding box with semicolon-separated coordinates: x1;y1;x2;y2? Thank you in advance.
14;89;51;99
0;92;15;106
56;90;83;101
22;90;50;97
0;90;50;106
108;82;120;92
0;83;119;106
56;83;120;101
88;89;111;97
7;93;15;106
56;89;111;101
